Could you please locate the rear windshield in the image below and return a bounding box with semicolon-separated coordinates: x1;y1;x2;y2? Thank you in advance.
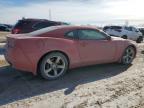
32;21;59;29
14;20;32;28
29;26;60;36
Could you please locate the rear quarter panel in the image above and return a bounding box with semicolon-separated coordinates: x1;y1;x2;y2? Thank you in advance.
42;37;81;68
19;37;80;73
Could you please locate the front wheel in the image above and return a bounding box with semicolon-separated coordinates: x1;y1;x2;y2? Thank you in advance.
39;52;68;80
121;46;136;65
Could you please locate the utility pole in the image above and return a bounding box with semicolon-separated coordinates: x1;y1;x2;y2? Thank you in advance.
125;20;129;26
49;9;52;20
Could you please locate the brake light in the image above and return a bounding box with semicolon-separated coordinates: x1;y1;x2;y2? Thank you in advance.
12;28;20;34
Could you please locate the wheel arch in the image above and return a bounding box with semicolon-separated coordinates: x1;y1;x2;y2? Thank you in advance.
37;50;70;75
119;44;137;63
128;44;137;57
121;35;127;39
123;44;137;58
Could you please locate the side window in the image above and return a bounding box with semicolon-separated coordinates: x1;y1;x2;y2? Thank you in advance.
129;27;133;31
124;27;128;30
132;27;139;32
125;27;132;31
0;26;6;31
65;31;76;39
78;29;106;40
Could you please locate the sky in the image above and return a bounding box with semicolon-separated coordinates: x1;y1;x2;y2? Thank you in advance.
0;0;144;26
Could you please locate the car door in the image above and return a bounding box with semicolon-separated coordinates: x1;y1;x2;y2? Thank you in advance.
77;29;116;65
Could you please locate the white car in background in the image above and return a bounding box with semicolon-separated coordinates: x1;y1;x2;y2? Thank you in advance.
103;26;143;43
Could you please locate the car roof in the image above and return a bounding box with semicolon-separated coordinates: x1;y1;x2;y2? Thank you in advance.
19;18;62;23
20;18;48;21
44;25;99;29
29;25;100;36
104;25;122;27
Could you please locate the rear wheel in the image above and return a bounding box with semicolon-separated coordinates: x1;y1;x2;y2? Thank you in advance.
136;36;143;43
121;46;136;65
121;35;127;39
39;52;68;80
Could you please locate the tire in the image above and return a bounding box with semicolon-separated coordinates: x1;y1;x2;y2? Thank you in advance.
121;46;136;65
39;52;68;80
136;36;143;43
121;35;127;39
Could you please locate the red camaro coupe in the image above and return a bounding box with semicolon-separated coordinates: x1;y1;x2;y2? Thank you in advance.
5;25;137;80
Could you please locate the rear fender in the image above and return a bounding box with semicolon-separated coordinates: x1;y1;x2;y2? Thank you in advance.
42;38;81;68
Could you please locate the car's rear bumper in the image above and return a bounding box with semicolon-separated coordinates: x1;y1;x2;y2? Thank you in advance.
4;45;36;75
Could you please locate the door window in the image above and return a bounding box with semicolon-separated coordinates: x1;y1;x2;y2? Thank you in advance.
124;27;133;31
78;29;107;40
65;30;78;39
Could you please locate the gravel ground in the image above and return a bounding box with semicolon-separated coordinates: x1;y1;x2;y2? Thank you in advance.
0;43;144;108
0;32;9;43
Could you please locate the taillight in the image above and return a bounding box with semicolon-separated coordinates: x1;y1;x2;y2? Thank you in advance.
12;28;20;34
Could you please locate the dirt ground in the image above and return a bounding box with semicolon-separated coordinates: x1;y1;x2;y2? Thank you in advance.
0;32;9;43
0;43;144;108
0;32;10;37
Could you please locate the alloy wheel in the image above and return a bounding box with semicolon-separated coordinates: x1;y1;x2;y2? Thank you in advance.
43;56;66;78
122;47;135;64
